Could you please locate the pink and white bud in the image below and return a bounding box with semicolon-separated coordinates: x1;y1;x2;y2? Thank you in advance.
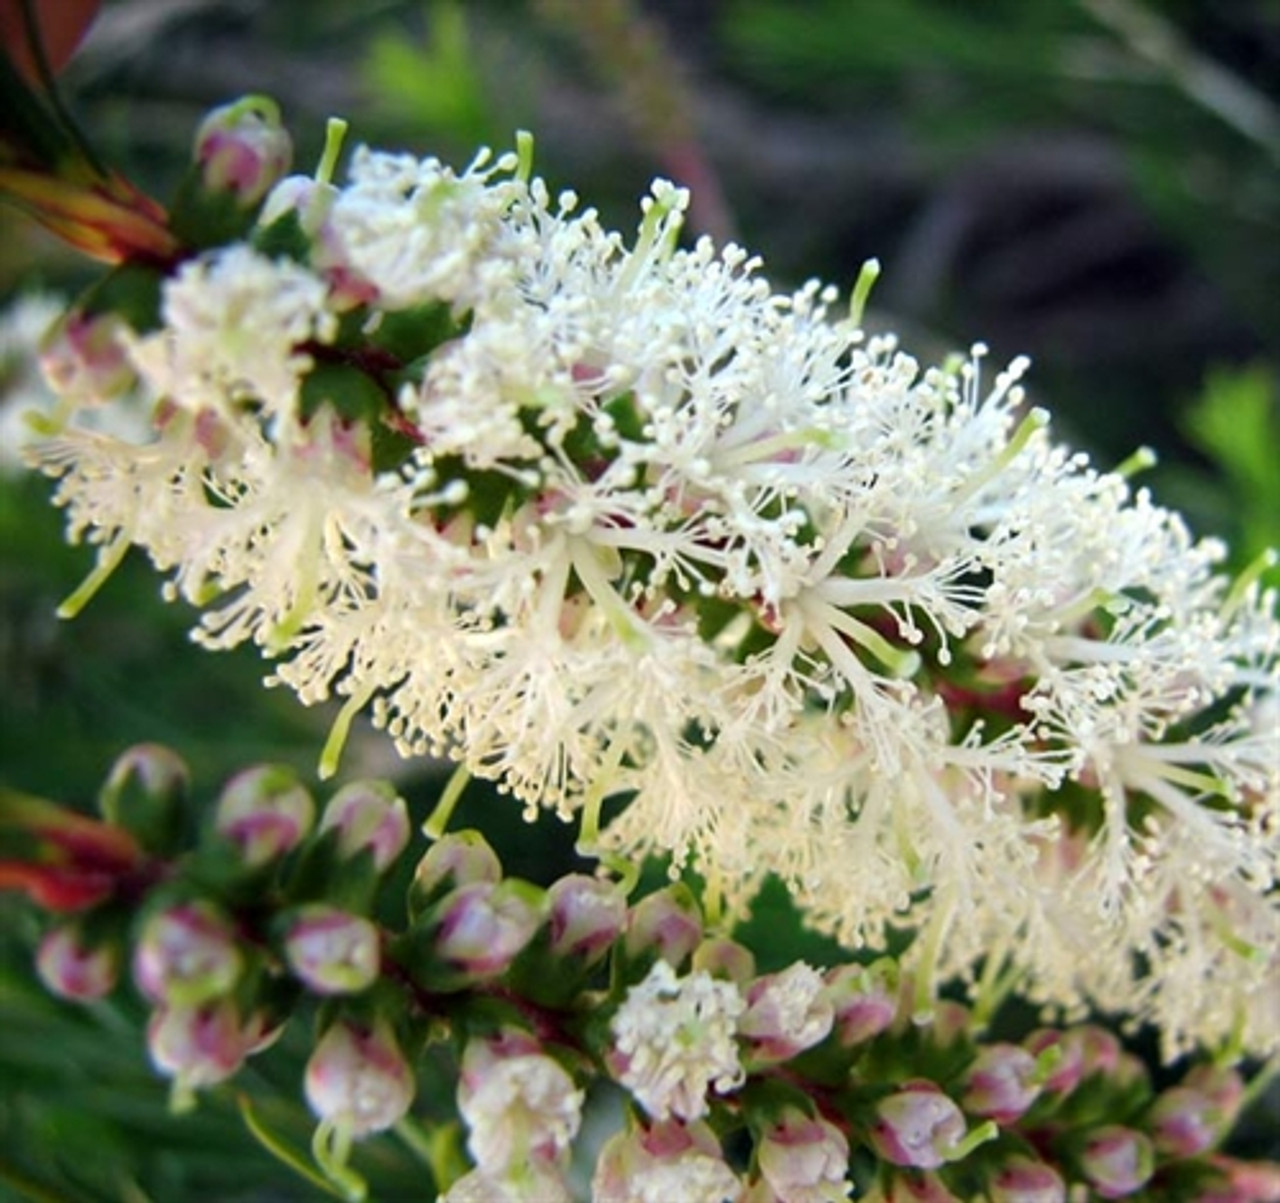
988;1154;1066;1203
147;999;268;1091
282;904;380;995
194;95;292;207
546;874;627;962
457;1031;584;1173
826;960;898;1045
962;1042;1042;1124
39;310;135;404
752;1106;851;1203
739;962;834;1063
435;880;544;978
869;1082;968;1170
133;900;243;1005
1149;1085;1226;1159
1024;1029;1084;1095
318;780;410;873
1204;1155;1280;1202
693;936;757;984
441;1161;573;1203
36;924;119;1001
1072;1025;1122;1078
304;1018;415;1138
1182;1066;1245;1128
410;830;501;913
624;884;703;969
593;1119;742;1203
882;1171;962;1202
214;765;314;867
1079;1126;1154;1199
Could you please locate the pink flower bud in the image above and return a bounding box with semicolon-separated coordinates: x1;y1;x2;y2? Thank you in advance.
214;765;314;867
1073;1025;1122;1078
1149;1085;1225;1159
1079;1126;1154;1199
39;310;135;404
988;1154;1066;1203
546;874;627;962
826;960;898;1045
693;936;757;983
98;742;188;854
304;1018;415;1138
884;1171;962;1202
1182;1066;1245;1128
436;880;545;979
593;1119;741;1203
282;904;380;995
739;962;834;1063
624;884;703;969
147;999;270;1092
1024;1028;1084;1095
36;924;119;1000
962;1042;1042;1124
1205;1154;1280;1202
410;830;501;914
133;900;243;1005
194;96;292;207
754;1106;851;1202
319;780;410;873
869;1082;967;1170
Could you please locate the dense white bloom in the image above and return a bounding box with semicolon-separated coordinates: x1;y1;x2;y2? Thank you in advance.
28;131;1280;1055
609;960;746;1120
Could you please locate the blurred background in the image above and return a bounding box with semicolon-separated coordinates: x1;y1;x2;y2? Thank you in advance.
1;1;1278;1199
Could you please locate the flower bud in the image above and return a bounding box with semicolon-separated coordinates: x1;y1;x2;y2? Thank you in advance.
546;873;627;962
1181;1065;1245;1128
282;904;380;995
962;1042;1042;1124
869;1082;967;1170
319;780;410;873
214;765;314;867
1073;1024;1122;1078
1024;1028;1083;1095
98;743;188;855
134;900;242;1005
410;830;501;916
692;936;757;983
826;960;898;1045
435;880;545;979
147;999;269;1093
36;923;119;1001
883;1171;962;1202
194;96;292;207
593;1119;741;1203
988;1154;1066;1203
1149;1085;1228;1159
753;1106;851;1203
1204;1154;1280;1202
739;962;834;1064
624;883;703;969
304;1017;415;1138
39;310;135;404
1078;1126;1154;1199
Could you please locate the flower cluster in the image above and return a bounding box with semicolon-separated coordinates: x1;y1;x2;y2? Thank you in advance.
20;98;1280;1058
8;746;1278;1202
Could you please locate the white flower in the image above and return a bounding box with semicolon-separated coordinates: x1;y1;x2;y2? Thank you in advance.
609;960;746;1120
593;1119;742;1203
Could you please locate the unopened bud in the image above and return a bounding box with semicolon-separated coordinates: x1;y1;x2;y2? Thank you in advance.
1024;1028;1083;1095
282;904;380;995
435;880;545;980
546;874;627;962
36;923;119;1001
134;900;242;1005
319;780;410;873
1078;1126;1154;1199
739;962;834;1064
194;96;292;207
869;1082;968;1170
963;1042;1042;1124
826;959;898;1045
988;1154;1066;1203
624;884;703;969
692;936;757;983
98;743;188;855
410;830;501;916
214;765;313;867
147;999;269;1094
753;1106;851;1202
884;1171;962;1202
40;310;135;404
304;1018;415;1138
1150;1085;1227;1159
593;1118;740;1203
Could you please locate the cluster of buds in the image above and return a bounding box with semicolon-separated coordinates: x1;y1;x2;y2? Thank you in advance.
5;744;1279;1201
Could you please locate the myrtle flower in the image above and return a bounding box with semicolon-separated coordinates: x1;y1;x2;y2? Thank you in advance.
28;119;1280;1056
608;959;746;1121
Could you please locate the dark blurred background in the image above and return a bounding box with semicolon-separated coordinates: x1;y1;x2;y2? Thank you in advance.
1;1;1277;1199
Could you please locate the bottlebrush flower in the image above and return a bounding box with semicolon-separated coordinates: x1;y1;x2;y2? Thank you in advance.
28;111;1280;1058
